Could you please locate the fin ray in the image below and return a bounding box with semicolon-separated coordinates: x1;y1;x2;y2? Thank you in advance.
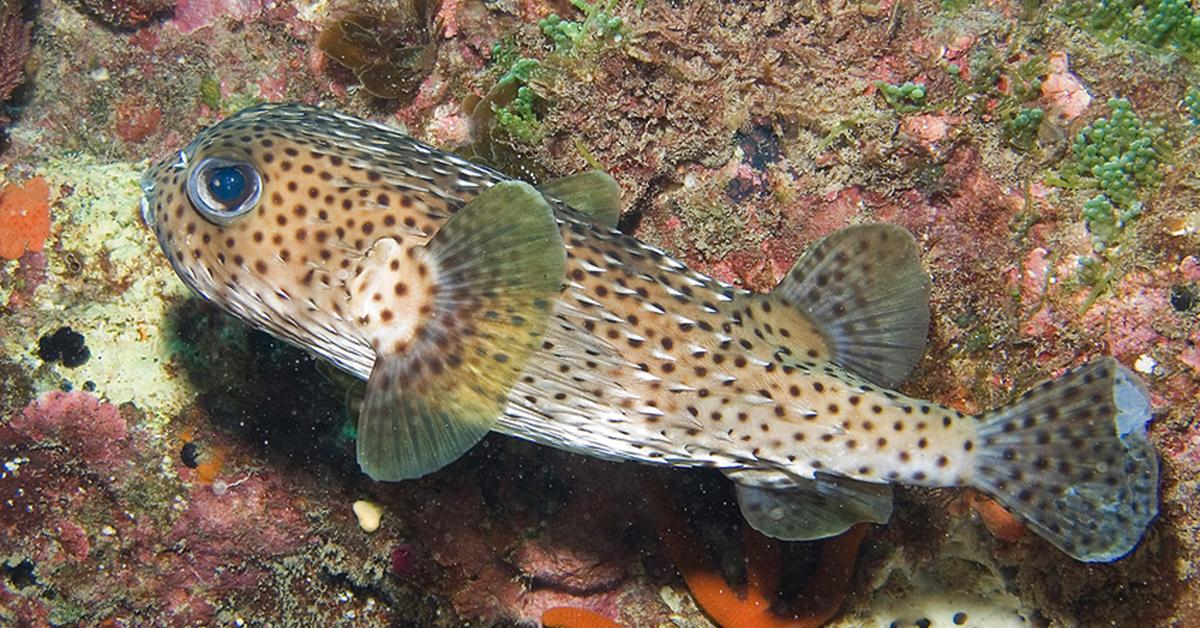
969;357;1159;561
733;474;893;541
539;170;622;228
355;181;566;481
772;224;930;387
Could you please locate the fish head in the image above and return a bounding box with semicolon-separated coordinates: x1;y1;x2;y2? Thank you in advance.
140;103;476;374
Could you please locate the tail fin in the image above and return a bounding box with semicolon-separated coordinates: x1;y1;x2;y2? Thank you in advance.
969;358;1159;562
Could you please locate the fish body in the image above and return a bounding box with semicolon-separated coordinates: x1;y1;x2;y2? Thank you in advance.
142;104;1158;562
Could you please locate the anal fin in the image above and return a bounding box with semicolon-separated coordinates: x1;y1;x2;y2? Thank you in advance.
729;471;893;541
351;181;566;481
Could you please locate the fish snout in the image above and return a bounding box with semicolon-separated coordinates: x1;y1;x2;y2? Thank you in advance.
140;151;189;229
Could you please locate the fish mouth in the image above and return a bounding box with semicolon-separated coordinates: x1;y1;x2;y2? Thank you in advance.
138;169;157;229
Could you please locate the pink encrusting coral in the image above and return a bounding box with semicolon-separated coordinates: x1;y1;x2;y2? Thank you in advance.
10;391;133;470
160;474;314;617
171;0;266;33
0;390;326;624
1041;52;1092;120
1082;271;1173;361
0;249;45;309
1;392;146;601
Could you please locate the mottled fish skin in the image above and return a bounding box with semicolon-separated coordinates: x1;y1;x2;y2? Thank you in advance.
142;104;1159;563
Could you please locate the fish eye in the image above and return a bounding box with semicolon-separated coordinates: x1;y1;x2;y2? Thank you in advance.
186;157;262;224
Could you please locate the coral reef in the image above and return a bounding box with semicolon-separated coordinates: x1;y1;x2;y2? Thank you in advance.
75;0;175;29
0;0;32;125
1;0;1199;625
317;0;439;102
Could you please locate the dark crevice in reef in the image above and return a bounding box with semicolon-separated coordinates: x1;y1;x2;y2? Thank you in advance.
3;558;37;590
164;297;362;481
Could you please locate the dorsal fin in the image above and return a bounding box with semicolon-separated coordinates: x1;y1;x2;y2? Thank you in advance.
770;224;930;387
350;181;566;481
539;170;621;228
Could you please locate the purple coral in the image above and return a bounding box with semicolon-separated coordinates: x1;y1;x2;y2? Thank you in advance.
10;390;132;469
0;0;32;112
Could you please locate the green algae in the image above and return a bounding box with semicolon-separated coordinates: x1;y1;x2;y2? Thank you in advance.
1185;86;1200;125
491;85;542;144
458;0;636;181
538;1;626;53
1004;107;1045;149
199;75;221;110
876;81;929;113
1061;0;1200;59
1063;98;1166;250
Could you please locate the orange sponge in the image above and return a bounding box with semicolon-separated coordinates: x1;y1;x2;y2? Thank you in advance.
0;176;51;260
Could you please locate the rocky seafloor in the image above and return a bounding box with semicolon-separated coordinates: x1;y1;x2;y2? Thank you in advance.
1;0;1198;626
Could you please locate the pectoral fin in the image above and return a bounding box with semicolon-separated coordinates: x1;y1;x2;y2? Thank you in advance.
352;181;566;481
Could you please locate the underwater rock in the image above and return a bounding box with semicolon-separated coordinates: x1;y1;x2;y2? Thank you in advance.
75;0;175;29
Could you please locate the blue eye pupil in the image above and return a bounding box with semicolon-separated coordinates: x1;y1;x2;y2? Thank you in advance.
208;166;246;205
187;158;260;224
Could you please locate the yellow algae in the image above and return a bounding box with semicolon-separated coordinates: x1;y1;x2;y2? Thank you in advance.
0;155;194;429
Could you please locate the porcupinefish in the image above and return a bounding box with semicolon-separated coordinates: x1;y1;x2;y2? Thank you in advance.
141;103;1159;562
